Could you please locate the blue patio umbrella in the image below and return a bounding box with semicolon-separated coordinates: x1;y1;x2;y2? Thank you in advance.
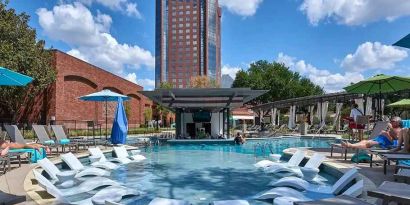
111;97;128;144
393;33;410;49
0;67;33;86
79;89;130;139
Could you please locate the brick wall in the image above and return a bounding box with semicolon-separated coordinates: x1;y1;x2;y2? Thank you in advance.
52;50;152;128
15;50;153;128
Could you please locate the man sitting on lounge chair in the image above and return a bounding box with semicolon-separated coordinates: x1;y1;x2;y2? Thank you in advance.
392;128;410;153
342;117;402;149
0;140;50;154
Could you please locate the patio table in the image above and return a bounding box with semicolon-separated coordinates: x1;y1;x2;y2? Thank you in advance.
380;153;410;174
367;181;410;205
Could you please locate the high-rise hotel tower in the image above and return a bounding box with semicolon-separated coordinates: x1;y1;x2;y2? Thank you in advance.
155;0;221;88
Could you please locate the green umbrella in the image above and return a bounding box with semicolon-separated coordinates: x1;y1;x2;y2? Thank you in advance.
387;99;410;108
344;74;410;94
344;74;410;119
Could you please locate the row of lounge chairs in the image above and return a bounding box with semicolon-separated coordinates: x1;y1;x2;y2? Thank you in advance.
254;149;365;204
3;124;105;155
34;146;146;204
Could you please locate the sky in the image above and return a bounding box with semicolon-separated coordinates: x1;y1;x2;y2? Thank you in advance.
8;0;410;92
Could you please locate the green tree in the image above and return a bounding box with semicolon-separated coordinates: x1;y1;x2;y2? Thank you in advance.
143;107;152;125
160;82;173;89
0;1;55;121
232;60;324;105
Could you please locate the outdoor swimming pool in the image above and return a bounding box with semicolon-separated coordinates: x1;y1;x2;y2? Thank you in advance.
75;137;338;204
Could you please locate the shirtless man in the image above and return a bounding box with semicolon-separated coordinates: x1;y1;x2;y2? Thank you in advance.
0;139;50;154
392;128;410;153
342;117;402;149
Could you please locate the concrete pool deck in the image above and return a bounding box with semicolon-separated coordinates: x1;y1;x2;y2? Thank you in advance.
0;145;397;205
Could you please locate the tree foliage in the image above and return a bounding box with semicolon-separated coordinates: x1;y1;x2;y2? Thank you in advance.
232;60;324;105
143;107;152;123
0;1;55;120
189;75;219;88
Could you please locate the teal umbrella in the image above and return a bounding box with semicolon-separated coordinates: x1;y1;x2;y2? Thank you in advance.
0;67;33;86
394;34;410;49
79;90;130;139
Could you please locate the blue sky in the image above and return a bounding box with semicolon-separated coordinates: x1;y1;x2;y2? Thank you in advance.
8;0;410;92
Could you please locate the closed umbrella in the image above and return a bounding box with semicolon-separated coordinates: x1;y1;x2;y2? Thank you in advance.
79;89;130;139
111;97;128;144
344;74;410;119
0;67;33;86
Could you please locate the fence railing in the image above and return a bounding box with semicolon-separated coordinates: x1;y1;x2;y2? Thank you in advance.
0;120;175;140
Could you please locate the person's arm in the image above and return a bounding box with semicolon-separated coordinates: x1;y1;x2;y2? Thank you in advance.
391;130;403;152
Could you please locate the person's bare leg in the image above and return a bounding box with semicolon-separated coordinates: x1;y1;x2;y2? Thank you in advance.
0;147;9;156
342;140;378;149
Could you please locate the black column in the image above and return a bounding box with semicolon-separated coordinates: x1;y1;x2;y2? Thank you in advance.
175;109;181;138
227;108;230;139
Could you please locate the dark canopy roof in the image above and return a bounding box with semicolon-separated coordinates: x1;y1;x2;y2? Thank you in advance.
139;88;267;112
252;92;364;111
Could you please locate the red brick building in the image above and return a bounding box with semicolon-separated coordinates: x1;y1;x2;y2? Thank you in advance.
17;50;152;129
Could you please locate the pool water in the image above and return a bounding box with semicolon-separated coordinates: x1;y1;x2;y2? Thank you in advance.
99;138;337;204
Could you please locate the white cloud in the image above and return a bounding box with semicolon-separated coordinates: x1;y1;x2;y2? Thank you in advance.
219;0;263;17
222;65;241;79
125;3;141;18
125;73;155;90
341;42;408;72
300;0;410;26
37;2;154;75
78;0;142;18
277;53;364;93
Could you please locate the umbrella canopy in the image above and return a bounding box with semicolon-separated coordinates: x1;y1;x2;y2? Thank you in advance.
394;33;410;49
79;89;130;101
387;99;410;108
344;74;410;95
0;67;33;86
111;97;128;144
79;89;130;140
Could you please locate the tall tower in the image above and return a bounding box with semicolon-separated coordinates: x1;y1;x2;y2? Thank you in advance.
156;0;221;88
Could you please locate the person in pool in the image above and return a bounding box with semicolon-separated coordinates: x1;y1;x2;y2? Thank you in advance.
0;139;50;154
341;116;402;149
234;133;245;145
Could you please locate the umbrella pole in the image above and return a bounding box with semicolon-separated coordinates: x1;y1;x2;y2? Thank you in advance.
105;101;108;140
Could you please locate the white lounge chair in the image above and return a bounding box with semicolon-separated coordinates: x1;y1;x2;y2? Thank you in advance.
254;187;307;200
264;153;326;177
33;170;137;205
61;152;111;176
255;149;306;169
148;197;190;205
269;168;358;195
213;200;250;205
37;157;109;186
113;146;146;163
272;180;364;205
89;147;129;165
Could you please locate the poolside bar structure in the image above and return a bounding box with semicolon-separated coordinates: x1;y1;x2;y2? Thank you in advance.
139;88;267;138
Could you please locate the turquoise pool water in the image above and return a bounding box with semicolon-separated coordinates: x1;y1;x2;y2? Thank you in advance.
99;138;337;204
